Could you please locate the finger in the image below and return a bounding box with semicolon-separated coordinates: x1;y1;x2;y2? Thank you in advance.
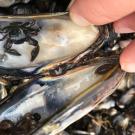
120;40;135;72
114;12;135;33
70;0;135;26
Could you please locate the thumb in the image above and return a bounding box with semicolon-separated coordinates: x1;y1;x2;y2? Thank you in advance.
70;0;135;26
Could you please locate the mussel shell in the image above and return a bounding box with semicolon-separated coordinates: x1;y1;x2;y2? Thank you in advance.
32;0;70;13
0;63;125;134
0;12;69;19
0;8;124;135
0;0;30;7
0;0;70;13
0;64;105;122
8;3;39;15
34;68;125;135
0;14;99;68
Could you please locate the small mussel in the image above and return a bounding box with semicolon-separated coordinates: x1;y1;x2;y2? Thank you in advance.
8;3;39;15
0;0;30;7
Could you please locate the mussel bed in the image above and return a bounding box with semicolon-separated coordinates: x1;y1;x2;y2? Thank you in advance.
66;74;135;135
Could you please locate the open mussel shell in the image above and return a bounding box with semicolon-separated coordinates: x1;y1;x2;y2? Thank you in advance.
0;6;126;135
0;62;125;134
0;13;99;68
33;67;125;135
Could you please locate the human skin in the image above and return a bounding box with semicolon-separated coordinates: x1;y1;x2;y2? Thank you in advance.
69;0;135;72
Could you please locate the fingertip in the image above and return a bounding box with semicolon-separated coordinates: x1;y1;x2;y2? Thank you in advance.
69;0;106;25
120;62;135;73
69;11;91;26
120;40;135;72
69;0;92;26
114;13;135;33
114;23;135;33
70;0;135;25
120;54;135;72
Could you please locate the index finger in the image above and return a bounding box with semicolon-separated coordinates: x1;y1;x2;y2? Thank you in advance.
70;0;135;25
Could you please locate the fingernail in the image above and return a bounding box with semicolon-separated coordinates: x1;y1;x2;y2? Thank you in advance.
70;12;91;26
115;27;135;33
121;63;135;73
120;40;132;49
67;0;76;10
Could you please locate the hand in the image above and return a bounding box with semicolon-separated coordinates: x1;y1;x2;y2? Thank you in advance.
69;0;135;72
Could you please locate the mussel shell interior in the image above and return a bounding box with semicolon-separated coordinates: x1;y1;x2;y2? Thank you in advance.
0;15;99;68
0;65;103;122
